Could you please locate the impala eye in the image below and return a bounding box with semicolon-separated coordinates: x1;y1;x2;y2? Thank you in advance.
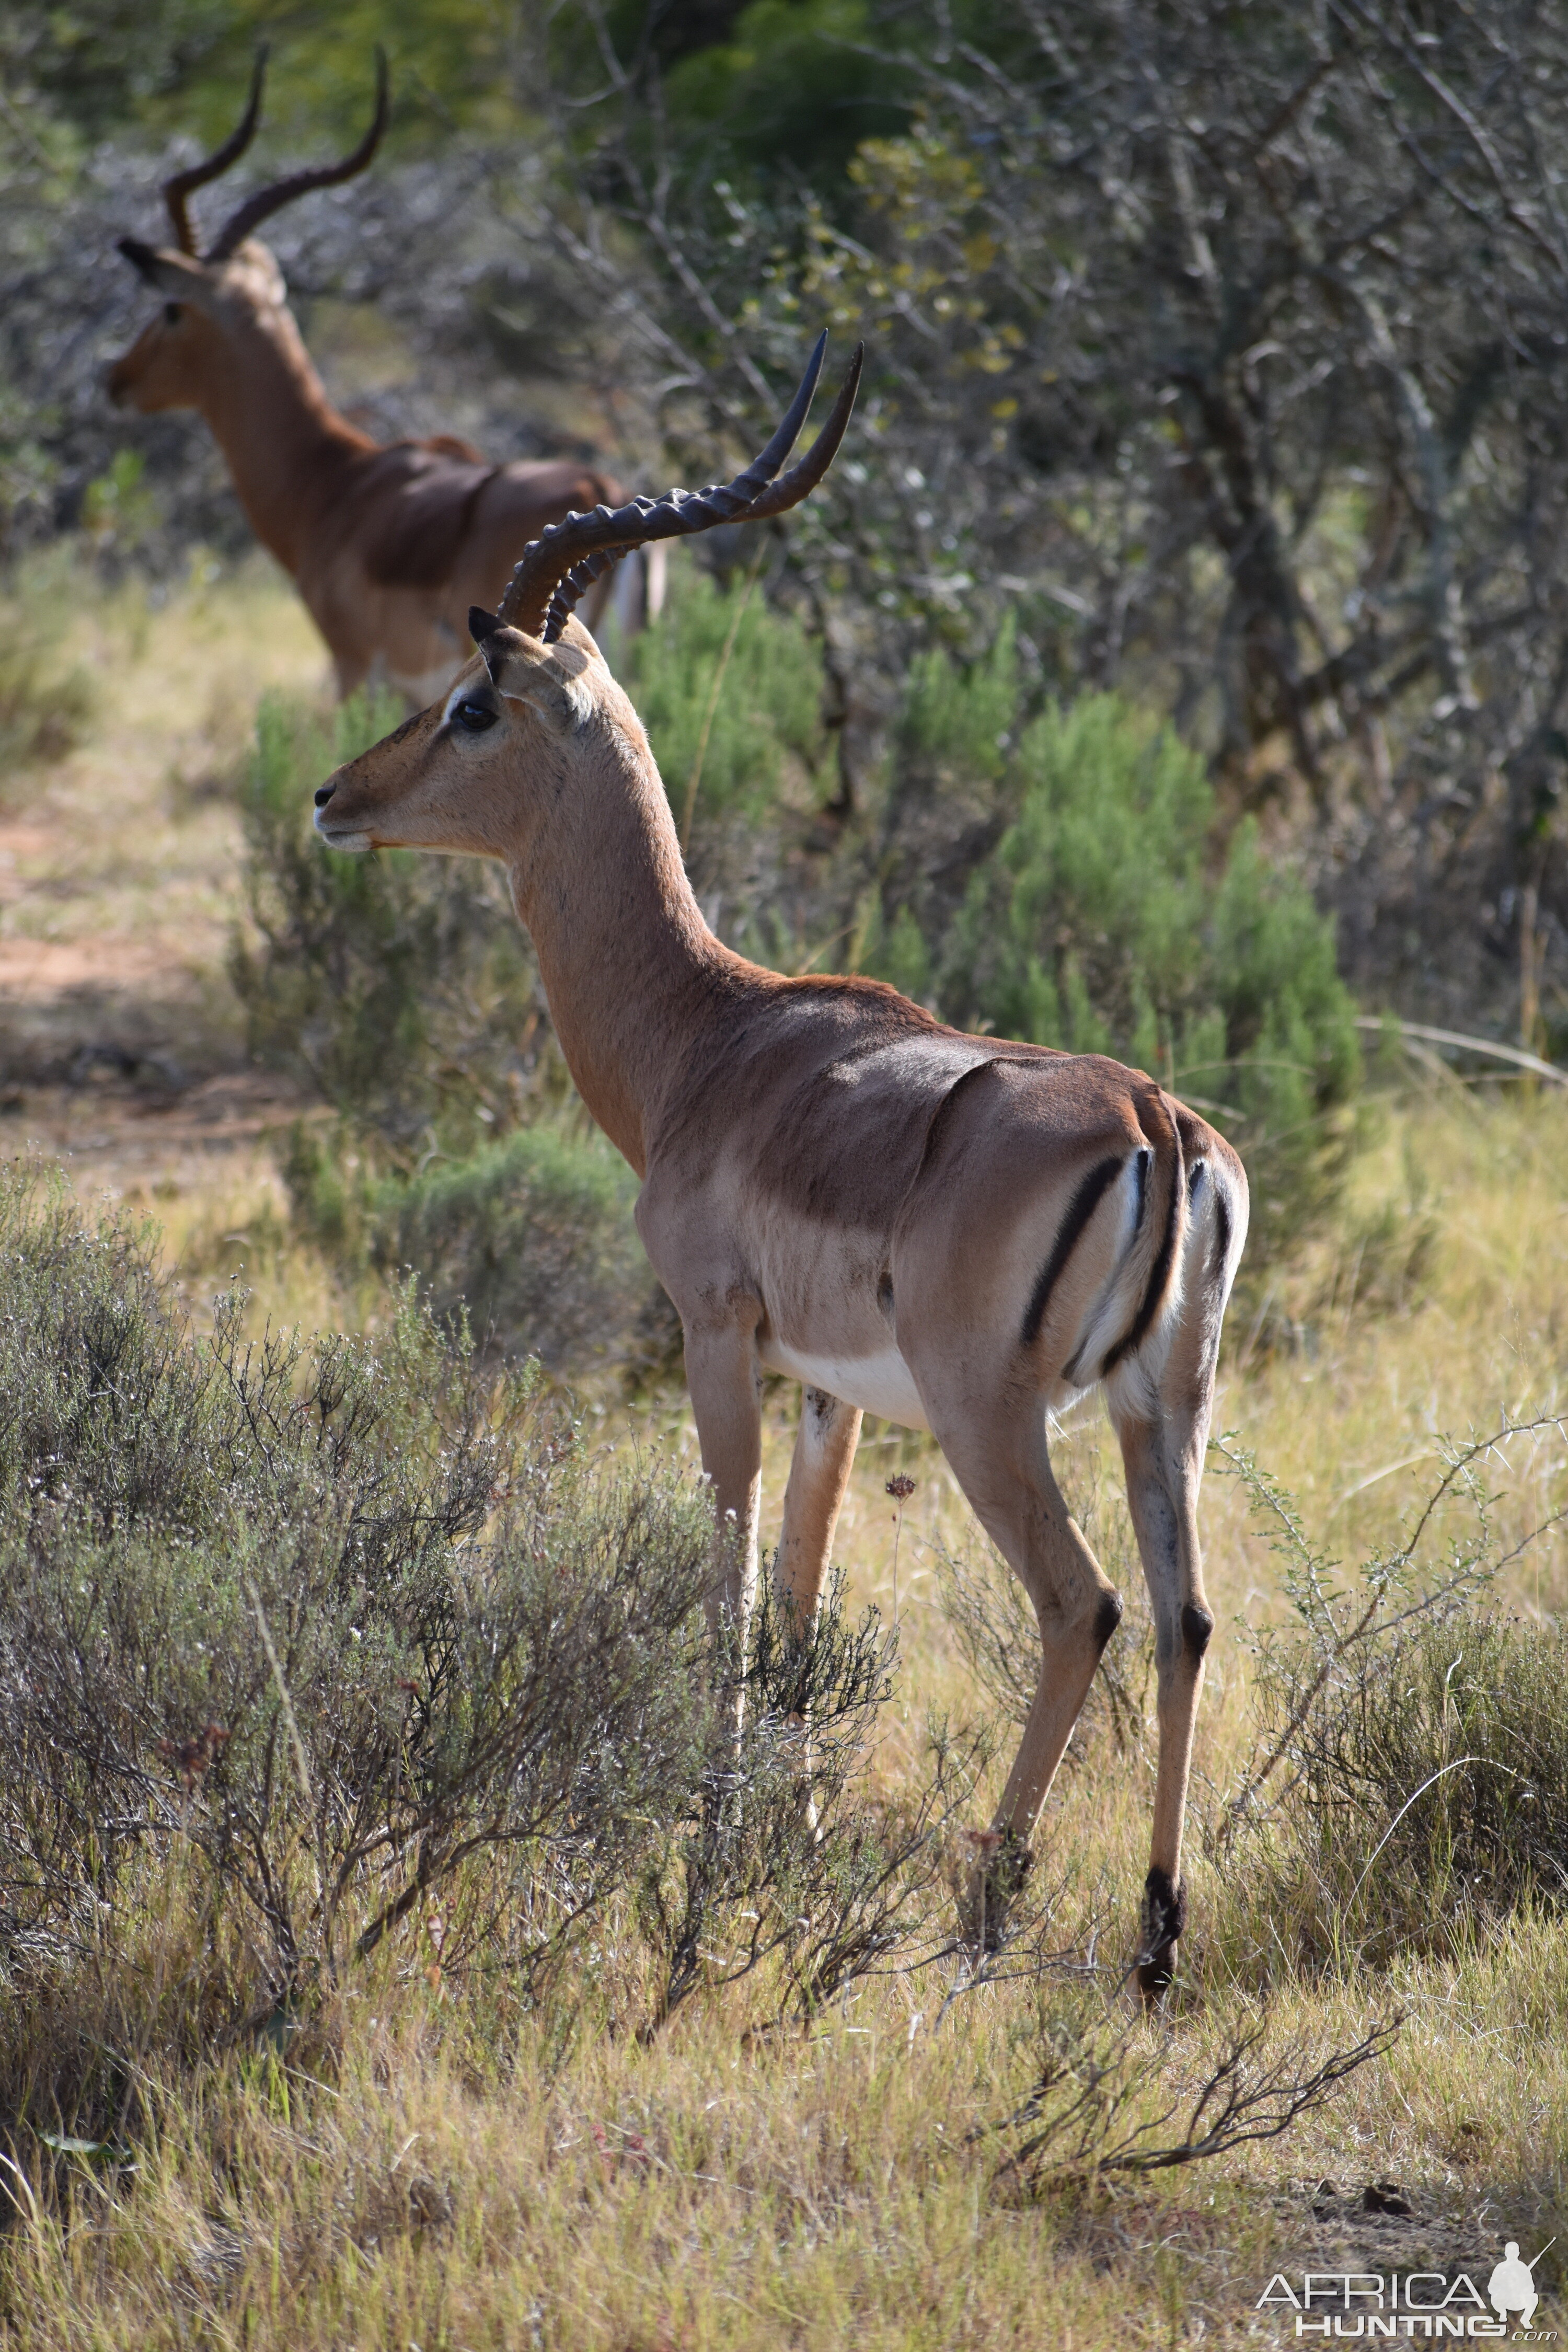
452;697;498;733
164;302;183;325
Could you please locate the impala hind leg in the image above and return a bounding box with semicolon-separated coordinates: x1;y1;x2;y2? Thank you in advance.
927;1403;1123;1947
1110;1401;1213;2001
777;1388;862;1627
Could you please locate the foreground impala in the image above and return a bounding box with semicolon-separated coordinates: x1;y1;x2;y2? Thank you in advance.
313;338;1249;1993
108;52;658;701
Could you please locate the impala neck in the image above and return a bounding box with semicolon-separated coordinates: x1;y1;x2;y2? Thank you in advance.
197;301;370;577
505;717;737;1176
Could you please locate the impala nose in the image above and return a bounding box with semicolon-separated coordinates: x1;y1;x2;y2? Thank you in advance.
314;783;336;808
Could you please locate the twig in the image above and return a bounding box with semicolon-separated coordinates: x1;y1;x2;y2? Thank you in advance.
1358;1014;1568;1089
1345;1757;1522;1912
245;1578;313;1815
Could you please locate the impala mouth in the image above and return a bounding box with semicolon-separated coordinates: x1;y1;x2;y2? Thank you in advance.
313;808;374;852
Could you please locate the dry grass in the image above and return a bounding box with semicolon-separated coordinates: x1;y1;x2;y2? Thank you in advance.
3;564;1568;2345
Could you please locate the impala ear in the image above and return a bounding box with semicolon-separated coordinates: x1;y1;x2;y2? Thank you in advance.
471;621;587;735
117;239;221;306
118;238;168;286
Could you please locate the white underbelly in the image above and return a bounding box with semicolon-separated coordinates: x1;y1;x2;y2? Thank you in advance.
765;1340;930;1432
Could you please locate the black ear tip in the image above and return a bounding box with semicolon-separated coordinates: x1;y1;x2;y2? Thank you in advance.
468;606;500;644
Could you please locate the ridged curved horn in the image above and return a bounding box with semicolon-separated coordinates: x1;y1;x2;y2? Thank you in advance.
161;48;268;256
204;50;389;263
491;335;863;643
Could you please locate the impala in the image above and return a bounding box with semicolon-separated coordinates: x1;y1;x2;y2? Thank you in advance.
312;338;1249;1994
108;52;661;702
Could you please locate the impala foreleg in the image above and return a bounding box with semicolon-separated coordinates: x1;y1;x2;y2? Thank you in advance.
777;1387;862;1629
682;1316;765;1651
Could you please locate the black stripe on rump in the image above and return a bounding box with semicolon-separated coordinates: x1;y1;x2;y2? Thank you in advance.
1210;1187;1232;1287
1101;1118;1184;1374
1019;1155;1124;1352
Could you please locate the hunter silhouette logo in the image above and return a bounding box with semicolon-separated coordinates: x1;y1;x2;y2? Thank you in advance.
1257;2240;1558;2336
1489;2244;1552;2333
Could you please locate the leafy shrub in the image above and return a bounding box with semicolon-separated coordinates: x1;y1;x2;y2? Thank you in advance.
284;1115;666;1376
627;565;826;838
231;688;546;1158
385;1120;666;1372
869;674;1362;1260
893;617;1020;795
0;1166;955;2073
644;1571;984;2031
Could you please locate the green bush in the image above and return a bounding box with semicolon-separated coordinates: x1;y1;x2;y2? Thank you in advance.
284;1116;666;1376
387;1121;653;1369
231;687;545;1157
627;566;826;837
895;616;1020;795
870;674;1361;1259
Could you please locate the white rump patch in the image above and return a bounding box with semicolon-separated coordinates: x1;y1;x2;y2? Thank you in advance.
1060;1149;1158;1384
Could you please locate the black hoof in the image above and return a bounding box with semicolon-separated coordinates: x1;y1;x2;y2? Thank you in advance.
1136;1865;1186;2000
963;1830;1033;1952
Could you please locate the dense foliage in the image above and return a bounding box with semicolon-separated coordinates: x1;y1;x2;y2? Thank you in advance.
539;0;1568;1029
626;562;827;839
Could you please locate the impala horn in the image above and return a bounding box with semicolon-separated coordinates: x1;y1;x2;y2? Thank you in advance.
487;331;864;644
203;48;389;263
160;47;269;256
